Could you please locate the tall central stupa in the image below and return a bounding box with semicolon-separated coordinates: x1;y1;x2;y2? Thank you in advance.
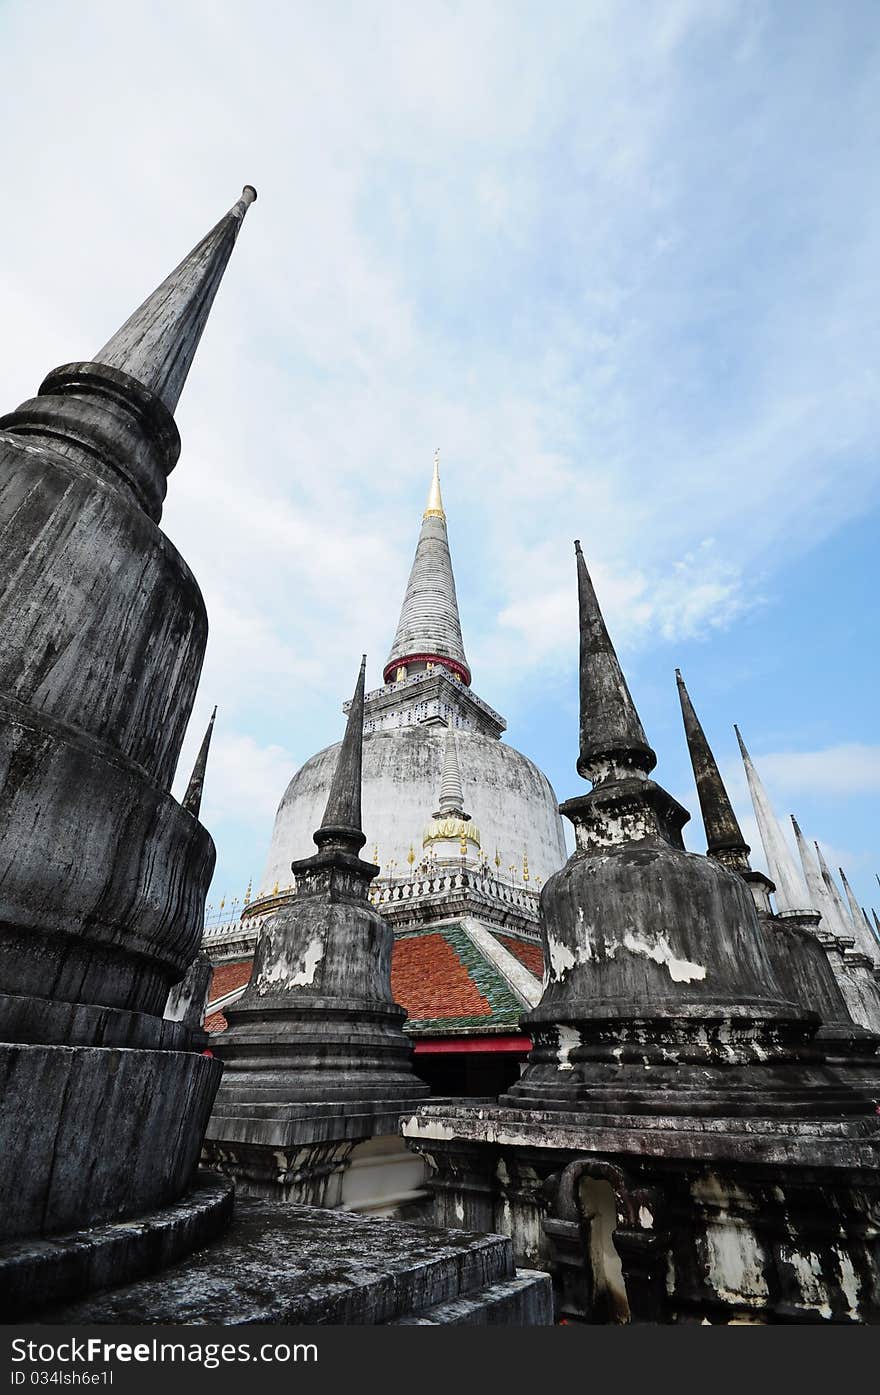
204;457;567;1102
255;455;567;902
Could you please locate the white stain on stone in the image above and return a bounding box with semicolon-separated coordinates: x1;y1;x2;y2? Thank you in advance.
704;1219;769;1307
258;935;326;990
787;1250;832;1320
835;1248;860;1320
638;1205;654;1230
621;931;706;983
556;1025;580;1071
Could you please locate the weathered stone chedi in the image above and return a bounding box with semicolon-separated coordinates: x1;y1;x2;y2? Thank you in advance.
0;191;551;1325
0;188;259;1251
404;542;880;1323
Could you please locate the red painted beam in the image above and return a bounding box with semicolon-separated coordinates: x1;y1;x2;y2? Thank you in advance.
413;1034;531;1055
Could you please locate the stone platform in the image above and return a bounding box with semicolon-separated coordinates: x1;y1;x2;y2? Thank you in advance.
36;1196;553;1326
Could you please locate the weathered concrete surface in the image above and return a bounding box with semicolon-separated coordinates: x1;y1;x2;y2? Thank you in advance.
402;1104;880;1323
0;1044;221;1241
0;382;206;782
389;1271;552;1325
0;694;214;1017
38;1200;554;1326
1;1173;233;1318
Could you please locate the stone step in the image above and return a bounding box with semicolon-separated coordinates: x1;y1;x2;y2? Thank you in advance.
39;1199;522;1326
390;1271;553;1325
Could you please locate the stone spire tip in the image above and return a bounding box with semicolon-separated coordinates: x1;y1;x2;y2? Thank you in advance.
181;705;217;820
575;543;655;783
95;186;257;414
314;655;368;856
675;668;749;869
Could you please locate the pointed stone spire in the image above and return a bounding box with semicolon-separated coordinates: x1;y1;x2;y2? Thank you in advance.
96;186;257;413
436;726;468;818
675;669;749;871
840;867;867;935
791;815;842;935
813;842;876;962
575;541;655;783
314;656;367;856
383;454;470;686
181;706;217;818
735;727;810;913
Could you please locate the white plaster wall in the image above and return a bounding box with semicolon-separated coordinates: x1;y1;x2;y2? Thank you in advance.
339;1135;430;1216
259;725;568;895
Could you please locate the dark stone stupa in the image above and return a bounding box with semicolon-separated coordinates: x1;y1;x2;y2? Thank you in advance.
0;186;256;1299
203;656;429;1204
403;540;880;1324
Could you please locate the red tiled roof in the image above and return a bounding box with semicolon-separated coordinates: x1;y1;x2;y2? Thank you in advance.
496;934;544;978
391;932;492;1023
205;960;253;1033
203;925;529;1036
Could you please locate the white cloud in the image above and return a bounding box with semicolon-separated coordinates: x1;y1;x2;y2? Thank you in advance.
2;1;878;896
757;745;880;799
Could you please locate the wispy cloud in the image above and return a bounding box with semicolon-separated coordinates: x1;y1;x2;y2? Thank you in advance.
2;1;877;896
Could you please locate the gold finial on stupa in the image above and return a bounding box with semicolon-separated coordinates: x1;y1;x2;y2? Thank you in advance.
494;847;501;869
243;878;252;905
407;843;416;865
424;448;445;520
272;881;279;896
522;849;530;883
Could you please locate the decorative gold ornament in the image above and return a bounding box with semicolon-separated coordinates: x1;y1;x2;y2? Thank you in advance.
243;879;252;905
407;843;416;865
423;447;445;520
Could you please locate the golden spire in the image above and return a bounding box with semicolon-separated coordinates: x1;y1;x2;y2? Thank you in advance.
407;843;416;866
494;847;501;869
243;878;252;905
423;447;445;520
522;849;530;883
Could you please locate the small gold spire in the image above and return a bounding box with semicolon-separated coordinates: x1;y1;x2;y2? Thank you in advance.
272;880;279;896
494;847;501;869
423;447;445;519
522;849;530;883
372;843;379;865
407;843;416;865
243;878;252;905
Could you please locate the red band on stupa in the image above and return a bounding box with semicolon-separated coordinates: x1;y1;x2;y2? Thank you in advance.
383;653;471;687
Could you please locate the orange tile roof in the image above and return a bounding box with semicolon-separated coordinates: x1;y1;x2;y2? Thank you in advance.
496;934;544;979
392;932;493;1024
203;925;529;1036
205;960;253;1033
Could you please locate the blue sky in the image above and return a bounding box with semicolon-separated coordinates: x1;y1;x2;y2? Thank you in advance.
1;1;877;915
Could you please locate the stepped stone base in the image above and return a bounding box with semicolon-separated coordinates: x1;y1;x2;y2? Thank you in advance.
37;1198;553;1326
1;1174;233;1318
